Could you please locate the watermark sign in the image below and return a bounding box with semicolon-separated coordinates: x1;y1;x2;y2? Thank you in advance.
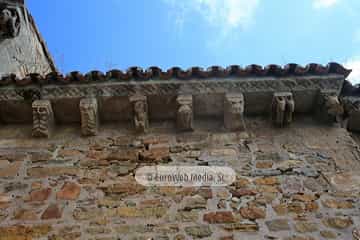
135;166;236;187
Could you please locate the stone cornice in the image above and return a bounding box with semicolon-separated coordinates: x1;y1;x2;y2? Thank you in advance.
0;74;344;101
0;64;349;137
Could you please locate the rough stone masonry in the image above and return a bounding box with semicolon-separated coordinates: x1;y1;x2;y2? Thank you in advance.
1;0;360;240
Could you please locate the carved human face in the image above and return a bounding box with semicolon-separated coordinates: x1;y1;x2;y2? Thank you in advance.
82;104;92;112
0;7;20;38
81;104;96;123
325;96;343;116
275;96;286;111
33;107;50;127
231;98;244;114
0;9;11;35
0;9;11;21
325;96;339;107
33;105;49;116
134;101;145;113
178;104;191;114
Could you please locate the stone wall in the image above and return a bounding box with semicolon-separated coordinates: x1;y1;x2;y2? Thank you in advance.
0;0;56;78
0;117;359;240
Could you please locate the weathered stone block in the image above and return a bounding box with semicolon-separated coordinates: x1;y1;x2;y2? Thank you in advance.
175;211;199;222
181;195;207;211
73;207;103;221
320;230;337;239
111;206;167;218
265;219;291;231
272;92;294;127
32;100;54;138
0;160;22;178
184;225;212;238
139;146;170;163
80;98;98;136
322;199;354;209
203;211;235;223
322;217;353;229
56;182;81;200
130;95;148;133
176;95;193;131
100;181;145;196
230;188;257;198
41;204;62;219
13;209;38;221
27;166;80;178
224;93;245;131
27;188;51;202
294;221;319;233
240;206;266;220
0;225;52;240
222;221;259;232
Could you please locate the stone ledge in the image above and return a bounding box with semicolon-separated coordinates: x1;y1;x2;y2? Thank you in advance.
0;75;346;137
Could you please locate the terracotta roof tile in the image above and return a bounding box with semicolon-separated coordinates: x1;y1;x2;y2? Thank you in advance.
0;62;352;87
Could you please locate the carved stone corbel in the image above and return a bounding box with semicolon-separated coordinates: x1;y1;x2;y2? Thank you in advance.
0;4;20;39
284;94;295;124
79;98;98;136
341;96;360;132
343;97;360;131
176;95;193;131
272;92;294;127
130;95;148;133
316;90;344;124
224;93;245;131
32;100;54;138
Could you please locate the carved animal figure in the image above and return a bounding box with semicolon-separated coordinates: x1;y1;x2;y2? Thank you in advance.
80;99;98;136
273;96;286;126
285;96;295;124
325;95;343;117
134;100;147;132
224;94;245;131
178;104;192;130
272;93;294;127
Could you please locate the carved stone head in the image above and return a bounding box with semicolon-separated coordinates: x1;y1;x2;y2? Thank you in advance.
32;101;52;119
80;99;97;119
33;104;48;116
325;95;344;117
229;96;244;114
134;101;145;115
274;96;287;112
0;5;20;39
80;102;93;112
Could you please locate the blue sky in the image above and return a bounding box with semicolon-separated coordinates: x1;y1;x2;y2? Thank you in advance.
27;0;360;83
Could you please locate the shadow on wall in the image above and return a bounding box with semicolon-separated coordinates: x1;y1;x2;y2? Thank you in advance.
341;80;360;96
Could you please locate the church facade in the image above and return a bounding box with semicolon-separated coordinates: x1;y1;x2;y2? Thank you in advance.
0;1;359;239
